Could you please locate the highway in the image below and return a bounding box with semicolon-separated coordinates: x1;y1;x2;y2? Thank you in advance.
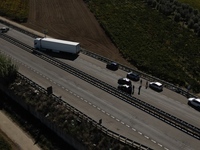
0;23;200;150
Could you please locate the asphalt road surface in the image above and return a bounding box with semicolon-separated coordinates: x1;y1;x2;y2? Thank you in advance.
0;21;200;150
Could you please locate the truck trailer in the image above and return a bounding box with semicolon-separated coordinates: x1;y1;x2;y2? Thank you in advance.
34;38;81;54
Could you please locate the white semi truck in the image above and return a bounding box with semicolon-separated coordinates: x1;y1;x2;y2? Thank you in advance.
34;38;81;54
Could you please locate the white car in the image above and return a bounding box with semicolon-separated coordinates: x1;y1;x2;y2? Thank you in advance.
118;78;132;86
188;98;200;110
149;82;163;92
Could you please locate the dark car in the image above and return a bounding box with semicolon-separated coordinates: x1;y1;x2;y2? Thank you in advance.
0;27;9;33
106;62;119;71
118;84;132;94
149;82;163;92
126;72;140;81
118;78;132;86
188;98;200;110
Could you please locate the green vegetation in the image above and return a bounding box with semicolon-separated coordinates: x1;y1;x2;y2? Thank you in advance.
85;0;200;93
8;76;140;150
179;0;200;9
0;53;18;85
0;135;11;150
0;0;29;22
1;0;199;93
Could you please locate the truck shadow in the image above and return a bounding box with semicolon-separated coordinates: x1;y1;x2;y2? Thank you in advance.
39;51;79;61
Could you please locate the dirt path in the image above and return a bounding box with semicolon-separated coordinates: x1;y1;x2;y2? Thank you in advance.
0;110;41;150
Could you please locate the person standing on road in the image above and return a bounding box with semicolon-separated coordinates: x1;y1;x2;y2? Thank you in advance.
138;85;141;95
146;81;148;89
132;85;135;95
140;79;142;86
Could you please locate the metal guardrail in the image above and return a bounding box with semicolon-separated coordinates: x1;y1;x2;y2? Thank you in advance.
17;72;153;150
0;18;197;99
81;49;197;99
1;33;200;140
1;18;200;146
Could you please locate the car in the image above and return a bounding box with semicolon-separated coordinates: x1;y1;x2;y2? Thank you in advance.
149;82;163;92
126;72;140;81
106;62;119;71
118;78;132;86
188;98;200;110
117;84;132;94
0;27;9;33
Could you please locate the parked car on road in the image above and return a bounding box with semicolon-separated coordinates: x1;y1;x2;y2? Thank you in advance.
106;62;119;71
0;27;9;33
188;98;200;110
126;72;140;81
117;84;132;94
118;78;132;86
149;82;163;92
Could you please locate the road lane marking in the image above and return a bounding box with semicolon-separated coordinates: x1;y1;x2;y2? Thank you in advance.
3;54;169;150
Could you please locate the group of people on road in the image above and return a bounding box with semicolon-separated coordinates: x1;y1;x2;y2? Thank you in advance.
132;79;148;95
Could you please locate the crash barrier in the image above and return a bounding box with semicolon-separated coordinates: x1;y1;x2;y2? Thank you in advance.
0;18;197;99
0;72;153;150
81;48;197;99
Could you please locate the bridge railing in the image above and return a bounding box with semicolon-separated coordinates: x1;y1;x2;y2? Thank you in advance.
16;72;153;150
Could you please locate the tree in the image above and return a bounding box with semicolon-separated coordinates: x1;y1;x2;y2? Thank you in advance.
188;19;194;29
147;0;153;6
188;6;194;14
152;0;157;8
193;23;199;32
174;13;181;22
0;54;18;85
194;9;199;15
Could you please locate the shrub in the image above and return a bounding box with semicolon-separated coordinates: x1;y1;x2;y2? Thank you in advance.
174;13;181;21
152;0;157;8
0;54;18;85
194;9;199;15
193;23;199;32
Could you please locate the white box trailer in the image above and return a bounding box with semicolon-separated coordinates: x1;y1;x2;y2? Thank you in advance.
34;38;81;54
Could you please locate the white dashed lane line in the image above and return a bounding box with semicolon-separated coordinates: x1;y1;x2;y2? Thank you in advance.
144;135;149;139
1;52;169;150
138;132;142;135
132;128;136;131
